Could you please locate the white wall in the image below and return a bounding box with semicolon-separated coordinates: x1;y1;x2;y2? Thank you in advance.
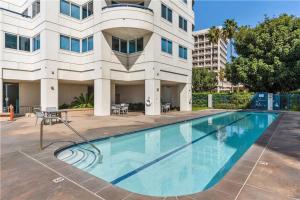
19;81;40;107
58;84;88;105
116;85;145;103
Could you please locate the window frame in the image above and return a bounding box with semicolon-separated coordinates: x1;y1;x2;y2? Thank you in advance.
179;45;187;60
161;3;172;23
32;0;40;18
71;37;80;52
112;36;143;54
161;37;172;55
70;2;80;19
33;34;40;51
179;15;188;32
60;34;70;51
5;33;18;50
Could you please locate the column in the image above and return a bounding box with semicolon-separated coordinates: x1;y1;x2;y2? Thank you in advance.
94;78;110;116
40;78;58;111
179;83;192;111
111;81;115;105
208;94;213;108
0;79;2;113
145;79;160;115
268;93;273;111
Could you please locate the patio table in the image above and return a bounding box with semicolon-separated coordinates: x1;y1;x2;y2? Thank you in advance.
43;110;68;125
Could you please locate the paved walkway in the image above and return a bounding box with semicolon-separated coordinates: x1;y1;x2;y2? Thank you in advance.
1;110;299;200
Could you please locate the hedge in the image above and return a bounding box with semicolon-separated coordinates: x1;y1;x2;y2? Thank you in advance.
193;92;254;109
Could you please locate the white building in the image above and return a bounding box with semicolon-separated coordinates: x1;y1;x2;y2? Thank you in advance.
0;0;194;115
192;28;232;91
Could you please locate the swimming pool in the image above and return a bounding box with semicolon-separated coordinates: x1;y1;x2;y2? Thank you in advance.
56;111;278;196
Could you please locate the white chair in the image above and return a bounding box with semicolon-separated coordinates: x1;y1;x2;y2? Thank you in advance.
111;104;120;115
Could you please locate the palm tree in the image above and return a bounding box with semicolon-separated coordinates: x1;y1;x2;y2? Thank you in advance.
207;26;221;71
222;19;238;61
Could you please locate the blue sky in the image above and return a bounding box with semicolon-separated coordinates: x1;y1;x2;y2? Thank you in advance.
194;0;300;30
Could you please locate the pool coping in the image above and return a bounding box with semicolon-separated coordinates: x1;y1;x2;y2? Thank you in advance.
22;110;283;200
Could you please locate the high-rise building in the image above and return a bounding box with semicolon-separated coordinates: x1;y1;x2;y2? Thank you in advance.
192;28;232;91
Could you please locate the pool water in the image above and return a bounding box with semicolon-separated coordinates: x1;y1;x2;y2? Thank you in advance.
56;111;278;196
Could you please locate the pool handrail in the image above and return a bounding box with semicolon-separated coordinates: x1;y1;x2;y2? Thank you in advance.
40;116;103;162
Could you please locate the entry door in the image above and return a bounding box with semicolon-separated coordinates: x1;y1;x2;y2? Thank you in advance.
3;83;19;113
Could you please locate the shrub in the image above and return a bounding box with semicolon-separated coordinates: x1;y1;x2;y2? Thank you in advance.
71;93;94;108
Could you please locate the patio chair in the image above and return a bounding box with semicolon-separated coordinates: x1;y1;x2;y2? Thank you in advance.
161;104;167;112
111;104;120;115
165;103;171;112
33;107;44;126
120;103;129;115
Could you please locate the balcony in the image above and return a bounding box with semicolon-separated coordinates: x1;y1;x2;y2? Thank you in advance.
101;4;154;40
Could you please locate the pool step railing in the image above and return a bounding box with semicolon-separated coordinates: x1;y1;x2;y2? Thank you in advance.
40;116;103;163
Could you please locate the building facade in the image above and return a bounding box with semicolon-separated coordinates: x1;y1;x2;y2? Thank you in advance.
0;0;194;115
192;28;232;91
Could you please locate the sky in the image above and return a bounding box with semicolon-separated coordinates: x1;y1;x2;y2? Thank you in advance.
194;0;300;30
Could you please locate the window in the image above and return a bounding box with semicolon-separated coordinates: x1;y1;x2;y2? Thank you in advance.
87;1;93;16
87;36;93;51
137;38;143;52
112;36;143;54
129;40;136;53
161;4;172;23
60;0;70;15
179;16;187;31
33;34;40;51
71;38;80;52
19;36;30;52
60;35;70;50
179;45;187;59
82;4;87;19
112;36;119;51
5;33;17;49
71;3;80;19
32;0;40;18
120;39;127;53
182;0;187;4
82;36;93;52
161;38;172;54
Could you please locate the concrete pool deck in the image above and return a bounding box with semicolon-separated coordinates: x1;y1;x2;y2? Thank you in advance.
1;110;299;200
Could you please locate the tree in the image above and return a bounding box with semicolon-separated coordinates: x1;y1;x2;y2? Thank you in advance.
219;68;225;87
226;14;300;92
207;26;222;71
222;19;238;61
192;68;218;92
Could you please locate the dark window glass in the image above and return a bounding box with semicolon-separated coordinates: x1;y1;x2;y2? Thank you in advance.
120;39;127;53
137;38;143;52
129;40;136;53
184;19;187;31
19;36;30;51
82;4;87;19
33;34;40;51
112;37;119;51
168;40;172;54
88;1;93;16
32;0;40;18
82;38;87;52
161;4;166;19
60;35;70;50
167;8;172;22
88;36;93;51
5;33;17;49
161;38;167;53
60;0;70;15
71;38;80;52
179;16;187;31
71;3;80;19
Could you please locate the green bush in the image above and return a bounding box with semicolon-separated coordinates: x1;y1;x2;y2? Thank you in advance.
71;93;94;108
192;93;208;107
192;92;253;109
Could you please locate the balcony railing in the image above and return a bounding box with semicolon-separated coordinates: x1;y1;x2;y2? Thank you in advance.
102;4;153;13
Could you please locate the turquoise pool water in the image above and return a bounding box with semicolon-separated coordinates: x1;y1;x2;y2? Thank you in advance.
56;111;278;196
